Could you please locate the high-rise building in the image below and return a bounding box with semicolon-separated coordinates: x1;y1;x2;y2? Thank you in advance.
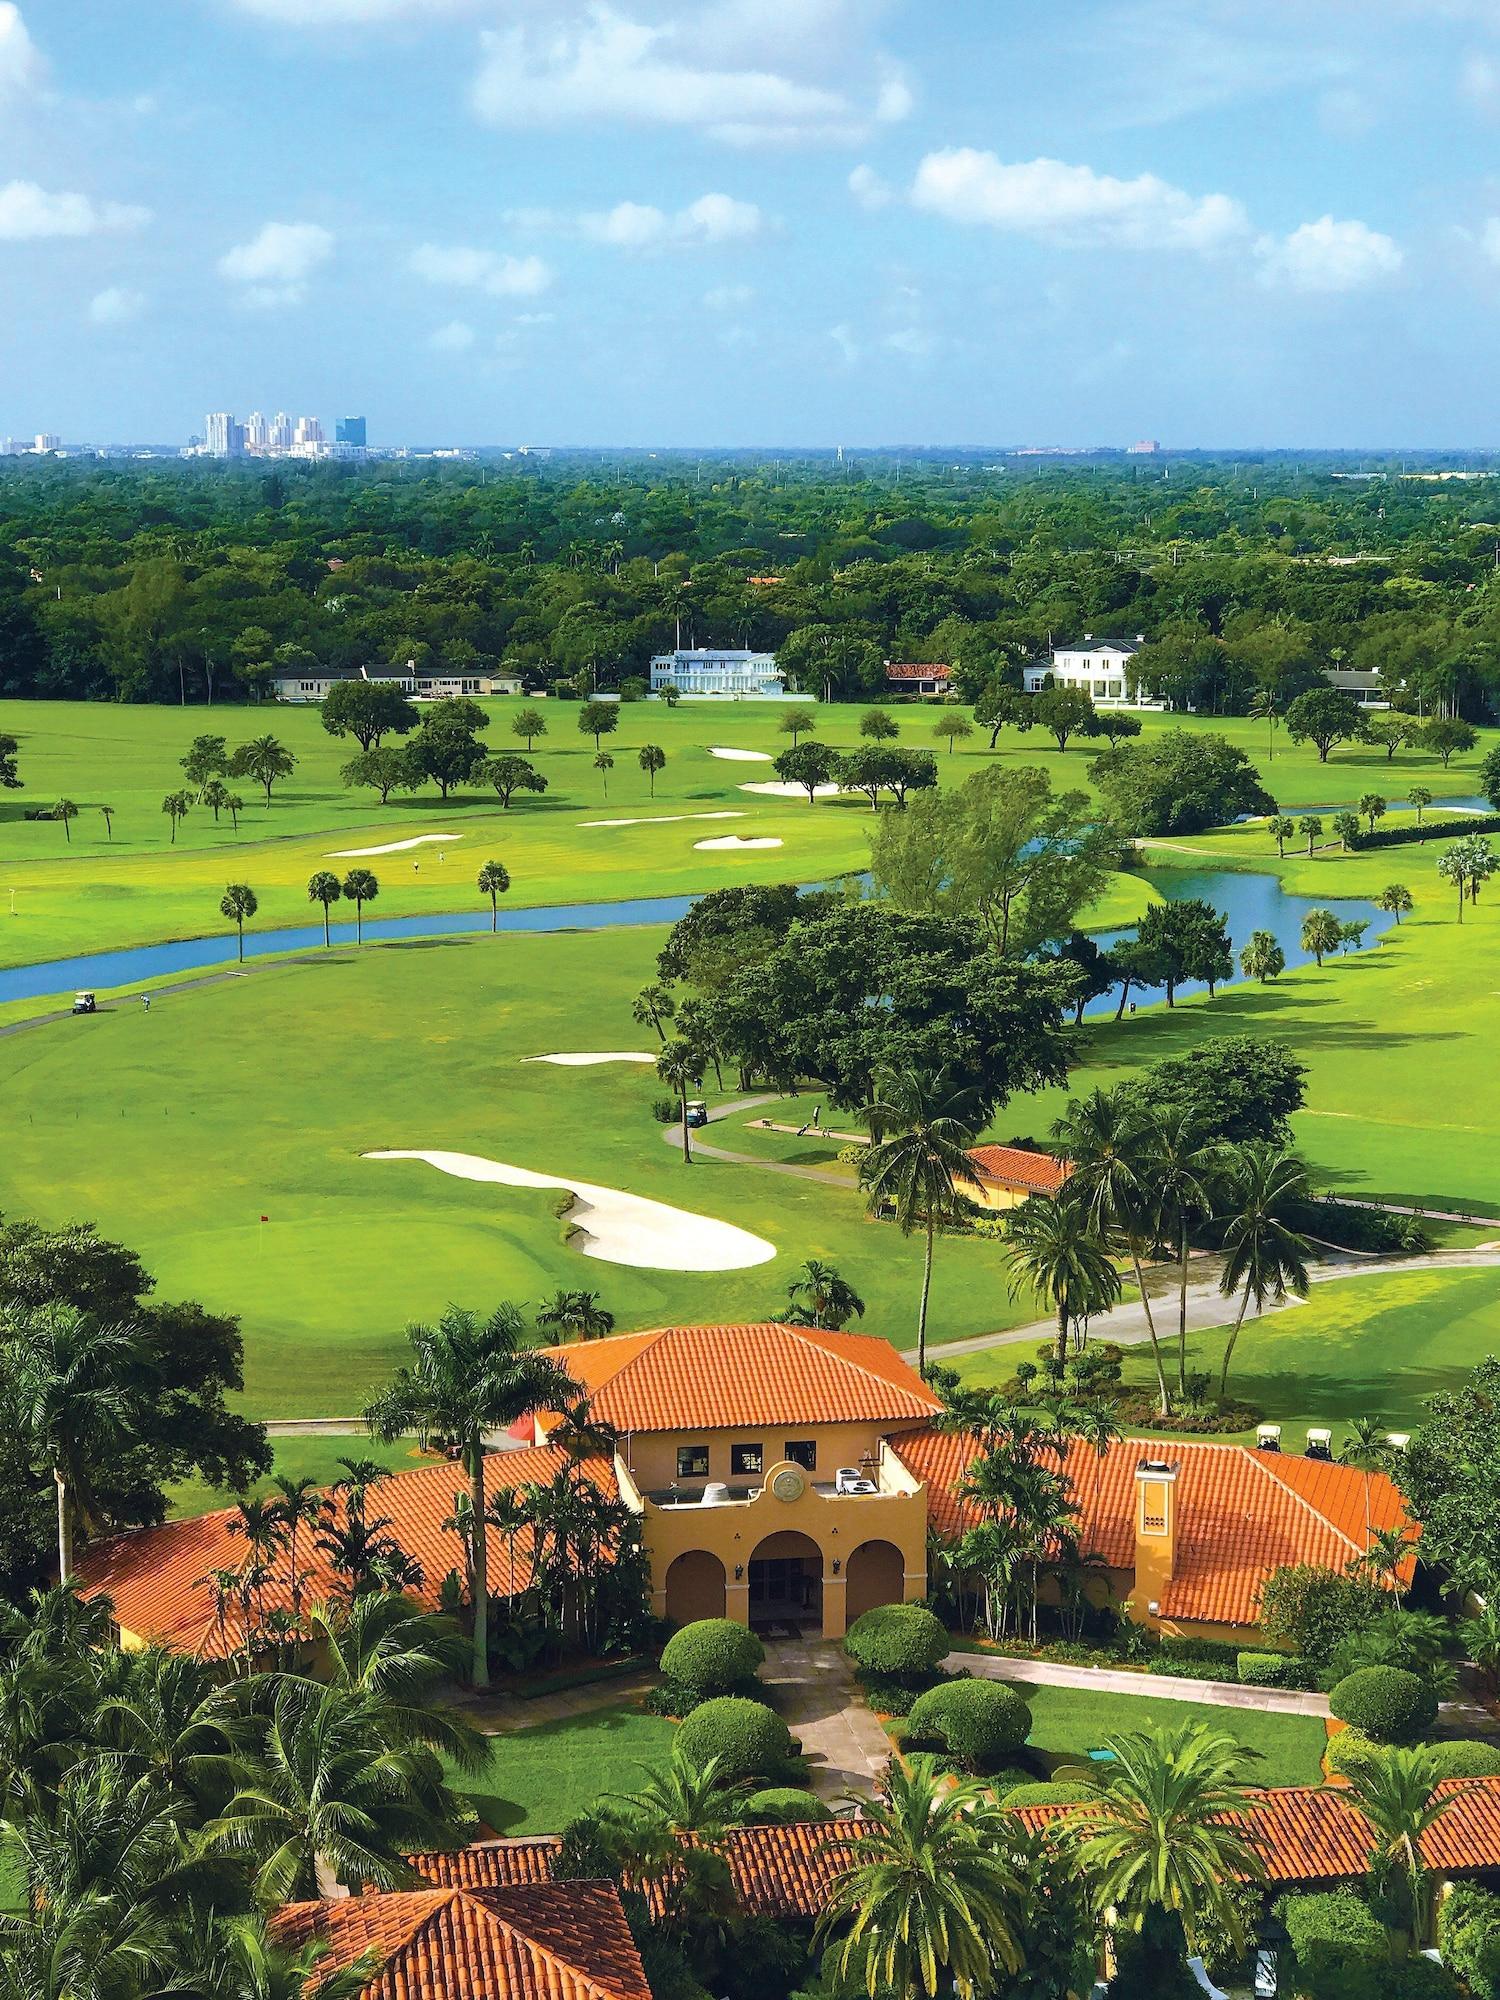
32;434;61;453
293;415;324;447
203;413;243;457
244;411;270;450
336;416;367;448
270;412;292;451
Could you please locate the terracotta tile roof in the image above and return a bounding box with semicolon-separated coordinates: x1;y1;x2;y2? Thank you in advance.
410;1824;864;1921
885;663;952;681
962;1145;1073;1195
74;1444;617;1663
537;1324;942;1437
272;1882;650;2000
889;1427;1415;1629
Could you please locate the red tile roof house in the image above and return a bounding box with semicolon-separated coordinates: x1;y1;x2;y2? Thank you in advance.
75;1323;1414;1656
959;1143;1073;1212
884;662;953;695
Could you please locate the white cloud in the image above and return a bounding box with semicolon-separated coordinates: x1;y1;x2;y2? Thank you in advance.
218;220;333;306
0;4;41;96
910;149;1248;253
471;6;876;144
410;244;553;297
828;322;860;365
1256;214;1404;291
704;282;753;309
848;164;891;211
583;191;761;250
0;181;150;240
88;286;144;325
874;66;913;123
428;319;476;352
885;326;938;358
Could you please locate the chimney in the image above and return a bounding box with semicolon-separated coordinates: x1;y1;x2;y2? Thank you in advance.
1134;1459;1179;1619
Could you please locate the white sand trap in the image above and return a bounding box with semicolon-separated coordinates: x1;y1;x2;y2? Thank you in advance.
327;833;465;858
365;1149;775;1273
526;1052;658;1067
579;810;744;829
739;780;843;800
694;835;784;851
709;746;772;762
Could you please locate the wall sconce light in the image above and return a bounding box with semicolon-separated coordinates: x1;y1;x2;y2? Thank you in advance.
734;1563;744;1581
831;1557;842;1575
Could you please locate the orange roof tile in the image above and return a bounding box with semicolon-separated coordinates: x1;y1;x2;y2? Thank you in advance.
885;663;952;680
273;1882;650;2000
538;1324;942;1437
962;1145;1072;1195
890;1427;1415;1629
75;1444;617;1664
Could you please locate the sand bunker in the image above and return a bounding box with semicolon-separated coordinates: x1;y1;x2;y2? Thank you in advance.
328;833;464;857
579;811;744;829
694;835;784;851
365;1149;775;1272
526;1052;658;1067
739;780;842;800
709;746;772;762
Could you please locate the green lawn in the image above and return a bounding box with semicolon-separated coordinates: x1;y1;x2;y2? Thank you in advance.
1021;1682;1327;1788
450;1703;677;1834
167;1432;428;1518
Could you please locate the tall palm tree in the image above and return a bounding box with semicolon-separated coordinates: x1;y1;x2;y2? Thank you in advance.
1003;1190;1122;1367
1339;1416;1395;1547
92;1646;250;1815
1346;1748;1474;1955
476;859;511;932
297;1594;487;1774
1214;1143;1312;1398
231;733;296;806
597;1748;744;1946
632;983;676;1042
817;1757;1023;1999
858;1066;984;1373
535;1289;616;1344
220;882;258;963
306;871;342;946
657;1037;704;1165
230;1496;288;1644
365;1303;575;1687
341;867;379;942
594;750;614;796
1064;1722;1265;1955
11;1304;142;1582
784;1259;866;1330
1053;1088;1171;1415
1072;1400;1124;1548
1147;1110;1218;1402
271;1475;329;1629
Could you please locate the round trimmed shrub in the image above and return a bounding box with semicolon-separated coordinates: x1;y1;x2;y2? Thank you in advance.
1003;1780;1094;1806
1425;1739;1500;1780
660;1618;764;1694
1323;1728;1388;1784
740;1787;830;1825
843;1603;948;1680
1328;1666;1438;1745
676;1697;794;1784
905;1678;1032;1771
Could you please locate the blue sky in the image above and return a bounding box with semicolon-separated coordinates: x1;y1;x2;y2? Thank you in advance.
3;1;1498;447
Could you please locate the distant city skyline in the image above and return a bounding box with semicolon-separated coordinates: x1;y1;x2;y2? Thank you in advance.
5;3;1500;445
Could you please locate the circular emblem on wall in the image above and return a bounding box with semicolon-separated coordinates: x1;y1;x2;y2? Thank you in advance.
770;1468;806;1503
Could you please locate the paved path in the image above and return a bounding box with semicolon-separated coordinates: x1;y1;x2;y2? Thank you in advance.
449;1667;656;1736
0;951;354;1039
664;1096;857;1191
948;1649;1331;1717
761;1633;891;1800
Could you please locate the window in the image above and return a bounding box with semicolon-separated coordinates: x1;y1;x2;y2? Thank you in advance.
730;1442;763;1477
676;1444;710;1479
784;1440;817;1470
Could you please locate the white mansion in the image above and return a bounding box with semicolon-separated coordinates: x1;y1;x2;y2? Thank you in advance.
1022;634;1160;709
649;647;785;699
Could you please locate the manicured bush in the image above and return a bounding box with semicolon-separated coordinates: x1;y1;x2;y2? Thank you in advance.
856;1671;922;1716
1378;1959;1461;1998
1150;1635;1242;1677
905;1678;1032;1770
1324;1728;1388;1784
676;1697;794;1784
843;1602;949;1681
1277;1890;1387;2000
1328;1666;1438;1745
1003;1779;1094;1805
739;1787;830;1825
1424;1738;1500;1779
1441;1881;1500;2000
660;1618;764;1694
1239;1649;1301;1688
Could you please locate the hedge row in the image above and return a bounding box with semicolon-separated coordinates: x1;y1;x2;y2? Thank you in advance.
1349;812;1495;851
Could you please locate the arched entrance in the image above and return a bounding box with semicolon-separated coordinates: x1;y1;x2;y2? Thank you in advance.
664;1549;726;1626
844;1539;905;1625
749;1530;822;1632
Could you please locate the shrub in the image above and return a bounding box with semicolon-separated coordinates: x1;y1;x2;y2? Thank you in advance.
1277;1890;1387;2000
739;1787;830;1825
1261;1565;1388;1663
1324;1728;1388;1784
1441;1881;1500;2000
904;1679;1032;1771
857;1671;922;1716
843;1602;949;1681
1147;1636;1242;1679
1328;1666;1438;1745
660;1619;764;1694
1239;1650;1299;1688
1424;1738;1500;1779
676;1697;794;1784
1378;1959;1461;1998
651;1098;678;1124
1003;1779;1093;1805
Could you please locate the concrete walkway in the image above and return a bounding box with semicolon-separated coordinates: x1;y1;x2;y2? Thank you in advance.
664;1095;857;1191
760;1633;891;1801
450;1666;657;1735
948;1648;1331;1717
0;951;351;1039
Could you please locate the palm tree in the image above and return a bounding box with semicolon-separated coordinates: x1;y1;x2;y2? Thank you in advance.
1302;907;1342;964
11;1304;141;1581
1346;1748;1474;1955
1249;688;1279;762
230;1495;287;1641
535;1289;615;1343
176;1914;377;2000
657;1037;704;1165
1339;1417;1395;1547
99;804;115;841
476;859;511;932
1214;1143;1312;1398
1148;1110;1218;1402
1063;1722;1265;1955
1003;1190;1122;1368
365;1303;575;1687
1359;792;1387;834
1298;812;1324;856
220;883;258;963
341;866;378;942
1363;1522;1419;1604
639;744;666;795
858;1066;984;1373
632;983;676;1042
954;1516;1028;1641
1461;1602;1500;1691
1052;1087;1171;1414
593;750;614;796
231;733;296;806
1073;1400;1124;1542
226;792;243;832
202;778;230;823
1409;784;1433;833
298;1593;487;1772
162;791;190;843
817;1757;1023;1999
784;1259;866;1330
306;870;342;946
1240;929;1285;982
1378;883;1414;924
1269;813;1295;857
271;1474;328;1629
93;1646;250;1813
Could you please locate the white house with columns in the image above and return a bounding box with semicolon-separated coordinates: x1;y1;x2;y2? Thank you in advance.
1023;634;1163;709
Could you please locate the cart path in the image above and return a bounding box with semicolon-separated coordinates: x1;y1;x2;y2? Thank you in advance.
0;951;352;1037
662;1095;856;1189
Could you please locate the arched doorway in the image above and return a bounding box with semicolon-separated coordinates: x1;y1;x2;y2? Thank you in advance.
749;1530;822;1631
844;1539;905;1625
665;1549;726;1626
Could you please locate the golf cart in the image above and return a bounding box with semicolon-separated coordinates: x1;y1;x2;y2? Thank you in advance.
72;991;97;1016
684;1100;709;1130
